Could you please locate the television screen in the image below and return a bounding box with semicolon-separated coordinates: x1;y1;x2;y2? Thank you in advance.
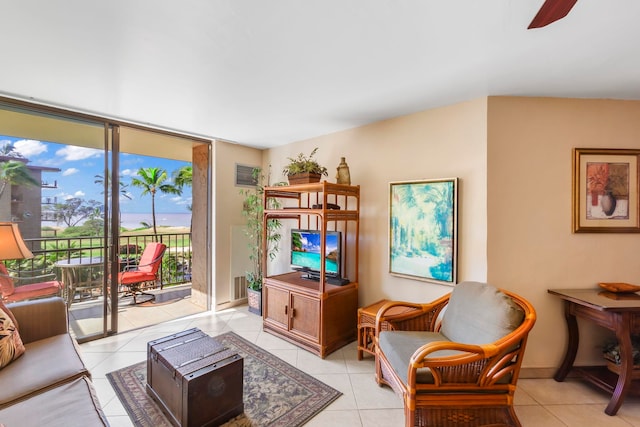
290;229;341;276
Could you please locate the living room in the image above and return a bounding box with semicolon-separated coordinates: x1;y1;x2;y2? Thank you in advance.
2;2;640;426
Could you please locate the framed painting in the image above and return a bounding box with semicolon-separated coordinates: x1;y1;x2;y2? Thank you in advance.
389;178;458;284
573;148;640;233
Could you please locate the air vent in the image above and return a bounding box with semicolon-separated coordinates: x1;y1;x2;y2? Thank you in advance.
235;164;258;187
233;276;248;300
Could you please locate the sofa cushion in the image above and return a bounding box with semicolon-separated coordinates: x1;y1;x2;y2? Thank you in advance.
441;281;524;344
0;376;109;426
0;333;89;408
0;300;25;370
379;330;461;385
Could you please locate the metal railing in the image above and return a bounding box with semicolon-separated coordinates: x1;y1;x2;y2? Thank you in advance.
5;233;192;303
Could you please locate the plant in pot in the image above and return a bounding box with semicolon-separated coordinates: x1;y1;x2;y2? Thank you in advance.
240;167;282;315
282;147;328;185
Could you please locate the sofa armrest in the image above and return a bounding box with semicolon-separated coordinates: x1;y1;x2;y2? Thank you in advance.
7;296;68;344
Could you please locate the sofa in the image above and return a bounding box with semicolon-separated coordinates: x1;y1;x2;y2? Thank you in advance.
0;297;109;426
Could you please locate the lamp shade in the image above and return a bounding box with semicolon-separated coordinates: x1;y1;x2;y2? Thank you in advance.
0;222;34;260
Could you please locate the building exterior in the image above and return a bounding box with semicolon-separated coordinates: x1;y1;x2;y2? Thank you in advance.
0;155;60;238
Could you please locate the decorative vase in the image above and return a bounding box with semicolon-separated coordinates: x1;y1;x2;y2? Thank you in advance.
336;157;351;185
287;172;322;185
601;191;617;216
247;287;262;315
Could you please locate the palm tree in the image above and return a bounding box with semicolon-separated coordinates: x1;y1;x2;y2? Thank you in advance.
0;160;39;199
173;165;193;230
94;172;132;200
0;142;25;158
172;165;192;190
130;167;182;235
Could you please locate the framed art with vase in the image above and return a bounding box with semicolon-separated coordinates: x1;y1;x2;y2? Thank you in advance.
573;148;640;233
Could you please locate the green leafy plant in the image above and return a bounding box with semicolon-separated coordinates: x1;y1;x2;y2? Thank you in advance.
240;166;283;290
282;147;328;177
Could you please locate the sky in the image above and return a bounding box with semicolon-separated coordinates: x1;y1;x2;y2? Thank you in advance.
0;135;192;214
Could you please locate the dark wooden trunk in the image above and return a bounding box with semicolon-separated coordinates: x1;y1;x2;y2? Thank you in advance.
146;328;244;427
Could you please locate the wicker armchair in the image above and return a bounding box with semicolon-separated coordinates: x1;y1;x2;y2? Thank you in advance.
374;281;536;427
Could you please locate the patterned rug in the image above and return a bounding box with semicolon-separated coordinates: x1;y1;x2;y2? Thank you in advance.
106;331;341;427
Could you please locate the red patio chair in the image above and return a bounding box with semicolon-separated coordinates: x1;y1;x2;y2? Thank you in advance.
117;242;167;304
0;262;62;303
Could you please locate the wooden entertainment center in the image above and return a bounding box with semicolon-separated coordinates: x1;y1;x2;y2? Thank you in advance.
261;182;360;358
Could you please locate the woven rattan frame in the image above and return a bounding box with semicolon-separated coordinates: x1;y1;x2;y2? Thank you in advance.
374;288;536;427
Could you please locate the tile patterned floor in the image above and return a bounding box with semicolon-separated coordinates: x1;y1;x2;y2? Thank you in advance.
79;300;640;427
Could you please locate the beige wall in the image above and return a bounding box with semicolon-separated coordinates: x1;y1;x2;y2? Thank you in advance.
264;98;489;307
190;143;210;308
226;96;640;371
213;140;263;309
487;97;640;370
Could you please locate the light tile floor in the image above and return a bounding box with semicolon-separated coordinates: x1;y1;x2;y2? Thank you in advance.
79;301;640;427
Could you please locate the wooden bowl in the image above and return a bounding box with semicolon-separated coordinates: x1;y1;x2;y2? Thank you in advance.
598;282;640;293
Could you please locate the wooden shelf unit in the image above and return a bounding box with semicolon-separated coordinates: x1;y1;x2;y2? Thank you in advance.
262;182;360;358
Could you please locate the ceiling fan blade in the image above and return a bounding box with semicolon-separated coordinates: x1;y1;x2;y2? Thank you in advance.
528;0;578;29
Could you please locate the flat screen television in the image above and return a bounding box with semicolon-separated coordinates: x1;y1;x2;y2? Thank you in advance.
290;229;342;277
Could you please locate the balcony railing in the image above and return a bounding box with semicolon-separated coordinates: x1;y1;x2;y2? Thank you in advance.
5;233;192;304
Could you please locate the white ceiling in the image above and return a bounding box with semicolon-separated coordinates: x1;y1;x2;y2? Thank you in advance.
1;1;639;149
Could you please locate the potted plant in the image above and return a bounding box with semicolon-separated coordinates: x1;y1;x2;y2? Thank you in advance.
240;166;282;315
282;147;328;184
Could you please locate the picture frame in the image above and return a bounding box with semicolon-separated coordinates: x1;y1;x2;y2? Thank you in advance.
572;148;640;233
389;178;458;284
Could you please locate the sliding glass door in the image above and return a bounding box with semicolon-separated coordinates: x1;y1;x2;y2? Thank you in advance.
0;98;210;342
0;101;114;341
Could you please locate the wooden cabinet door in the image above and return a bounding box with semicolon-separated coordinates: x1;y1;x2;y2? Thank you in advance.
290;293;320;341
264;286;289;329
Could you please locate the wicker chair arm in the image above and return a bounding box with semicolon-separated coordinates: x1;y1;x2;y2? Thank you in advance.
411;341;496;364
375;295;449;335
408;339;521;387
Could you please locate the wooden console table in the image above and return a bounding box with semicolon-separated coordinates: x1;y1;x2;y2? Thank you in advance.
548;288;640;415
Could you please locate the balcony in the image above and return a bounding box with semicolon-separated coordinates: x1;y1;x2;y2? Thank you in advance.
5;232;195;336
41;180;58;189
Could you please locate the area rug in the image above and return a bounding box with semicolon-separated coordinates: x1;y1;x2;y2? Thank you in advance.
106;331;341;427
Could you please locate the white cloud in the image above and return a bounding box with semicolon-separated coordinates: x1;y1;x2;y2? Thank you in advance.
62;168;79;176
13;139;48;157
121;169;135;176
56;146;102;161
171;196;182;202
74;190;85;197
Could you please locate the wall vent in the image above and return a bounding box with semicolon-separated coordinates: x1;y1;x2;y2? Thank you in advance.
235;164;258;187
233;276;248;300
230;225;251;302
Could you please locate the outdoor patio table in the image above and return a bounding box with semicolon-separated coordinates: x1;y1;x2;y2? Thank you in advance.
55;257;104;305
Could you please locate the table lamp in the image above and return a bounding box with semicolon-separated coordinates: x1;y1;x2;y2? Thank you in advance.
0;222;34;261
